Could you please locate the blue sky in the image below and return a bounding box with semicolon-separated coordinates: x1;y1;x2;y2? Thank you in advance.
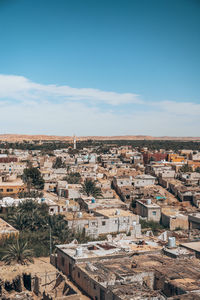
0;0;200;136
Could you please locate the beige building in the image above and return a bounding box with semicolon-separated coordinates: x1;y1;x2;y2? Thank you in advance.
136;199;161;222
161;208;188;230
188;213;200;230
0;180;25;197
63;208;139;238
133;174;156;187
54;239;200;299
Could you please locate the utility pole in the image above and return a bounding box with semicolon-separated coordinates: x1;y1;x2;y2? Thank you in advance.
50;225;52;255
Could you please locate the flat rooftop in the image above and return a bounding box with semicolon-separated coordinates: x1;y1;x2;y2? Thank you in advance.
62;211;97;221
0;197;57;207
135;174;156;179
56;241;125;260
56;238;161;260
83;198;126;209
95;208;136;218
110;283;161;300
162;207;187;218
181;241;200;252
0;180;24;186
189;213;200;219
137;200;160;209
77;253;200;293
167;179;183;185
0;218;18;234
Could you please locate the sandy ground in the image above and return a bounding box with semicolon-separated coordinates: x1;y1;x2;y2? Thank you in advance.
0;257;90;300
0;257;55;281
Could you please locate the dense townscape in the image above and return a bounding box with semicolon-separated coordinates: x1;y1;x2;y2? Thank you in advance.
0;138;200;299
1;0;200;298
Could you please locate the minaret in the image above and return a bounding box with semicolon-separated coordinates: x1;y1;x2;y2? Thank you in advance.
73;135;76;150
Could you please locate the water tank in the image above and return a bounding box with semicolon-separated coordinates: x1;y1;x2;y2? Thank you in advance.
168;237;176;248
65;200;69;206
91;198;95;203
146;199;151;205
132;221;137;227
72;206;77;212
77;212;83;218
76;247;83;257
115;209;120;215
41;198;45;202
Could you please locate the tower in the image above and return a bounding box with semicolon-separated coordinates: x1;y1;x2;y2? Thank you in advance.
73;135;76;150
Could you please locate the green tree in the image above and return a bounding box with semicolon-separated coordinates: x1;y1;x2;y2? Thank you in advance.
64;172;81;184
22;167;44;190
179;164;193;173
18;199;38;214
80;179;102;198
2;239;34;265
53;157;66;168
195;167;200;173
18;199;48;231
8;212;26;231
18;190;43;199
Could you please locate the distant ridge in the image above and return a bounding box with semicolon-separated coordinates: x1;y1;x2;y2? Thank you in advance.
0;134;200;142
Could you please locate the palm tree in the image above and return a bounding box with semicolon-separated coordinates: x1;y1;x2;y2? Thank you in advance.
2;239;34;265
18;199;38;214
80;179;102;198
8;212;26;231
47;215;71;245
6;205;17;219
52;221;72;245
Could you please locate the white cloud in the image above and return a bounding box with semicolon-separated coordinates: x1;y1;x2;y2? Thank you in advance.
0;100;199;136
153;100;200;116
0;74;199;136
0;74;141;105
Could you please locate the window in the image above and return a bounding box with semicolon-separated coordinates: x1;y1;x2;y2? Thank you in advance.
0;189;3;192
102;221;106;226
61;257;65;266
92;222;96;226
152;211;157;216
93;283;97;289
78;272;80;278
6;188;13;192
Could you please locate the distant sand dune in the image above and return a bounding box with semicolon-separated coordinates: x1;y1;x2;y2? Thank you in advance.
0;134;200;142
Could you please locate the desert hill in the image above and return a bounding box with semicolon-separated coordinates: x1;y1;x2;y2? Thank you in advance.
0;134;200;142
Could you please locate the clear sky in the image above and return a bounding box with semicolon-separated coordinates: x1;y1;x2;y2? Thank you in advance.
0;0;200;136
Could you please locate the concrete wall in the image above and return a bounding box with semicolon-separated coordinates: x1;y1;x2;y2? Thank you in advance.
193;195;200;208
86;214;139;237
67;213;139;237
136;202;161;222
177;191;193;202
161;213;188;230
134;178;155;187
158;177;169;188
188;215;200;229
